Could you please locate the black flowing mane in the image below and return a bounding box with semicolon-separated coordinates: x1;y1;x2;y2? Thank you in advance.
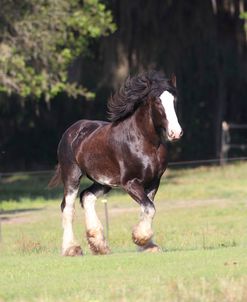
107;70;176;122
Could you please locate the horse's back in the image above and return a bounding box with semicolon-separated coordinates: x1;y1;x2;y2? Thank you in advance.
58;119;109;165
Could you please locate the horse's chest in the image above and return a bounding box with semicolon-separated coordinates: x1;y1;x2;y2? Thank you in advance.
143;154;165;177
123;147;166;182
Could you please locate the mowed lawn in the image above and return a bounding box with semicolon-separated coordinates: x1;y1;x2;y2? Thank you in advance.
0;162;247;301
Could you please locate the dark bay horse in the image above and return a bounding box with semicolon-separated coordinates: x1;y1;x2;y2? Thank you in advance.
49;71;183;256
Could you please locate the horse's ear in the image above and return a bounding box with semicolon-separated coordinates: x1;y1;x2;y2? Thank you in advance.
170;73;176;88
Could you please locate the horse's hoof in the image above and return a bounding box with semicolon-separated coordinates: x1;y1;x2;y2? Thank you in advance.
132;227;153;247
87;229;111;255
88;241;111;255
95;245;111;255
139;242;162;253
63;245;83;256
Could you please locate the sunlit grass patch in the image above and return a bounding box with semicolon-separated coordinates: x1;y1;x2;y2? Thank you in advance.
0;162;247;301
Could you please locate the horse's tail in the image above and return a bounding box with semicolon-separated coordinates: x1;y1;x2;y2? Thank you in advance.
48;164;62;188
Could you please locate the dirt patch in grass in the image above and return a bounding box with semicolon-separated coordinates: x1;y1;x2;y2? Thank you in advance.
108;198;234;216
160;198;233;209
0;198;240;224
0;208;44;224
1;215;35;224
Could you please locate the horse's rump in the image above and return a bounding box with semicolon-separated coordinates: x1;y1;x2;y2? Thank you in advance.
48;119;109;188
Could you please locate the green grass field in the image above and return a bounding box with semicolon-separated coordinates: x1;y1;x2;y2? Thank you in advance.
0;162;247;301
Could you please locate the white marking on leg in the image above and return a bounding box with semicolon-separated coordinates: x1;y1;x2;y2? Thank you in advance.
132;204;156;246
83;192;110;254
140;204;155;228
159;90;182;140
83;192;103;231
62;189;78;254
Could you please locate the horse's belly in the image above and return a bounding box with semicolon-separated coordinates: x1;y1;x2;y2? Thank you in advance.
75;131;121;186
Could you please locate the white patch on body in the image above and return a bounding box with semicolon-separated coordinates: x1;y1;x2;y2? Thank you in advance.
96;176;118;187
159;90;182;140
97;176;113;186
62;189;78;253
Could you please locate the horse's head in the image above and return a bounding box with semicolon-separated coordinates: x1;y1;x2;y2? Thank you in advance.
107;70;183;142
150;74;183;142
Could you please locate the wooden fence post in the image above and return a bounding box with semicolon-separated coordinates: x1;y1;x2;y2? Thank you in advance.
220;121;230;165
101;198;109;242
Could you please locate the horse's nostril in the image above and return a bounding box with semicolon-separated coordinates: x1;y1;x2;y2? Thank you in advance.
180;130;183;137
169;130;174;137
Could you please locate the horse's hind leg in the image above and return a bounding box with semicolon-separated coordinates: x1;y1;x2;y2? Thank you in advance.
61;164;82;256
80;183;111;255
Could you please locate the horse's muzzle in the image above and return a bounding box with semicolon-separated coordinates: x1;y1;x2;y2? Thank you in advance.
167;129;183;141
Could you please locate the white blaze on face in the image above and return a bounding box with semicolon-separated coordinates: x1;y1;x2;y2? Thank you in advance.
159;90;183;140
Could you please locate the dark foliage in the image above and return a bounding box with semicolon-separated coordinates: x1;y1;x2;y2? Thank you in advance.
1;0;247;172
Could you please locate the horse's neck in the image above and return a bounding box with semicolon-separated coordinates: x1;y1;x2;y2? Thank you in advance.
127;101;160;146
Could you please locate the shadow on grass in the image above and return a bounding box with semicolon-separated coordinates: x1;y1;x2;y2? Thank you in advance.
0;172;126;202
1;172;73;202
0;165;208;203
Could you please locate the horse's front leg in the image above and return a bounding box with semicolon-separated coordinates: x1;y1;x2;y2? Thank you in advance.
124;179;161;252
80;183;111;255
